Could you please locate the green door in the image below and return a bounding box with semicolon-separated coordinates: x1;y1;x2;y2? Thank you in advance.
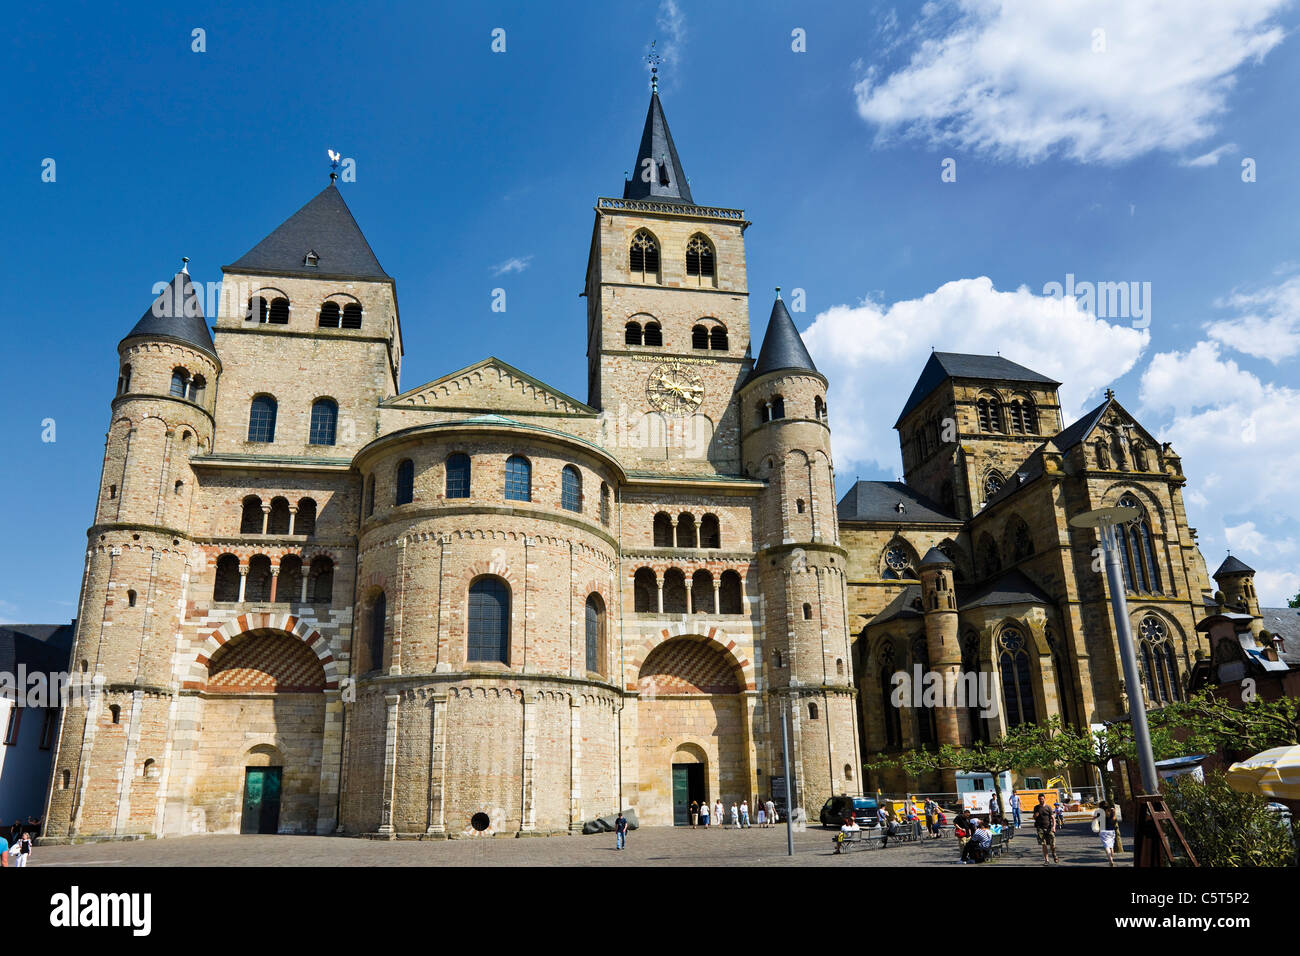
672;765;690;826
241;767;282;834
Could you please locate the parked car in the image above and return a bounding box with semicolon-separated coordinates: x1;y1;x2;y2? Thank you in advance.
819;795;879;828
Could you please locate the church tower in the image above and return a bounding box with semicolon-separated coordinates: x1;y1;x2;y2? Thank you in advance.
584;81;750;473
46;264;220;839
740;294;861;812
919;546;963;789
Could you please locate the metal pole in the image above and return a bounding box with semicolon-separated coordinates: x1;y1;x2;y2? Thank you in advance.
1101;522;1160;794
780;701;794;857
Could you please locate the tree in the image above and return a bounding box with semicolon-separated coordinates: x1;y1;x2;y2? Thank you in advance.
1288;590;1299;609
1051;719;1185;803
1163;772;1295;867
1155;691;1300;755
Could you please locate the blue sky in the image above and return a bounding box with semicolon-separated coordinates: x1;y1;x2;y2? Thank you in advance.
4;0;1300;622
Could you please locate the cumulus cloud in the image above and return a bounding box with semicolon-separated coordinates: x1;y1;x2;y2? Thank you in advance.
854;0;1288;163
1139;340;1300;604
802;276;1149;472
491;256;533;276
1206;274;1300;361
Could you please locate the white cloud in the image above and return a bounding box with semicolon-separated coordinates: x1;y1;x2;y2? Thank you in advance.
651;0;687;87
491;256;533;276
1206;274;1300;361
1181;143;1238;167
803;276;1148;472
1256;569;1300;607
854;0;1288;163
1139;340;1300;604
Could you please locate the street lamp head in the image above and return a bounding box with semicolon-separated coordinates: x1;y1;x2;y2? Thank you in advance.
1069;505;1140;530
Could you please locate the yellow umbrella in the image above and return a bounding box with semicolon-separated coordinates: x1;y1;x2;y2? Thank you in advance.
1226;746;1300;800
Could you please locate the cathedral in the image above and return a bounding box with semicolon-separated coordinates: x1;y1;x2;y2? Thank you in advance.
42;83;1255;841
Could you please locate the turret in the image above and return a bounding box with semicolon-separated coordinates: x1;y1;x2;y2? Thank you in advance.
919;547;963;788
1213;555;1261;635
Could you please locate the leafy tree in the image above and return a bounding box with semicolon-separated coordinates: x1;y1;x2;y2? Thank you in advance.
1155;691;1300;755
1163;772;1295;867
1051;719;1185;802
1287;590;1299;609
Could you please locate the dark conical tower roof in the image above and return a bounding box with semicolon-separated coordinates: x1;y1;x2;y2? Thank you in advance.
227;181;390;280
746;294;819;384
622;91;694;204
122;265;217;361
1214;555;1255;577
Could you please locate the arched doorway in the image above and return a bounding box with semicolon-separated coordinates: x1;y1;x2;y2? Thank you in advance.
636;636;747;827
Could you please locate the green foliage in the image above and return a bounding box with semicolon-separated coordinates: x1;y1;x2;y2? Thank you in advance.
1156;692;1300;754
1287;591;1299;609
1163;772;1295;868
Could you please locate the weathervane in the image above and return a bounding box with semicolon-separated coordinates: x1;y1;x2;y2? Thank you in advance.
328;148;341;182
646;40;661;93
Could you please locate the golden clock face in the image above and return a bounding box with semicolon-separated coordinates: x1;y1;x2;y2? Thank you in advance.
646;360;705;416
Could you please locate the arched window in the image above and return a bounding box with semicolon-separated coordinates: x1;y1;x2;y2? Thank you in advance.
368;592;386;673
247;395;277;443
1046;625;1075;727
997;628;1037;727
883;543;910;579
318;301;341;328
174;479;184;495
710;326;728;351
297;498;317;536
240;496;263;534
1008;397;1038;434
268;497;291;535
879;641;902;749
629;229;659;279
341;303;363;329
808;702;819;720
247;296;269;323
700;513;720;549
309;399;338;446
245;555;272;603
467;577;510;663
268;297;290;324
1138;616;1180;705
170;368;190;398
188;374;206;403
814;396;825;420
1006;517;1034;561
774;650;783;668
445;453;471;498
685;233;715;280
770;395;785;419
653;512;674;547
561;465;582;512
278;556;302;604
127;589;137;608
1116;495;1164;594
395;459;415;505
676;513;698;549
633;568;657;613
802;603;812;620
117;364;132;394
662;569;687;614
962;633;988;744
585;594;605;673
625;321;643;346
505;455;531;502
977;395;1002;432
984;471;1005;499
796;499;806;515
912;634;937;744
600;483;611;525
309;556;333;603
691;570;714;614
719;569;743;614
363;474;375;517
692;325;709;350
643;321;663;347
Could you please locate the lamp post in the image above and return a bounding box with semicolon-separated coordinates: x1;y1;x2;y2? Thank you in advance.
1070;506;1160;795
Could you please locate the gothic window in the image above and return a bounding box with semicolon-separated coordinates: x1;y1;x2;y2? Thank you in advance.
395;459;415;505
997;628;1037;727
445;453;470;499
247;395;277;443
1046;625;1075;727
692;325;709;349
979;534;1001;577
170;368;190;398
1007;517;1034;561
1116;495;1164;595
653;512;674;547
505;455;531;502
625;321;643;346
882;544;910;579
240;496;263;534
719;570;743;614
879;641;902;749
685;233;715;280
984;471;1005;498
318;301;341;328
467;577;510;664
561;465;582;512
1138;615;1180;705
629;229;660;279
268;297;290;324
643;321;663;347
309;398;338;446
341;303;363;329
310;557;333;603
710;325;728;350
962;633;988;744
912;634;937;745
676;512;698;548
633;568;657;613
368;592;387;672
700;513;721;548
585;593;605;674
662;569;687;614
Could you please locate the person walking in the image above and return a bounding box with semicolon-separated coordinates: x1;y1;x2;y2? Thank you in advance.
1093;801;1119;866
699;800;710;828
614;811;629;851
713;799;723;828
1010;789;1022;828
765;798;777;828
729;802;740;829
740;801;751;828
988;791;998;821
924;798;936;837
689;800;699;829
13;833;31;868
1033;794;1059;864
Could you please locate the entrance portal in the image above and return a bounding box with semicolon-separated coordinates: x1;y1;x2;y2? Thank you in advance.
672;763;706;826
241;767;283;834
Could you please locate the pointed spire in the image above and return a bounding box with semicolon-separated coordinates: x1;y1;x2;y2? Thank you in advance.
227;182;390;280
746;292;819;384
123;265;217;360
623;87;694;205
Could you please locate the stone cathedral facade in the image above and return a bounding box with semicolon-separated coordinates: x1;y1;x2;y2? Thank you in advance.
44;89;862;839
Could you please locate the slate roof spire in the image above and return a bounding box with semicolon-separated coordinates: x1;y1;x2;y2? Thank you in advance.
623;84;694;205
227;181;390;281
746;289;819;384
122;262;218;361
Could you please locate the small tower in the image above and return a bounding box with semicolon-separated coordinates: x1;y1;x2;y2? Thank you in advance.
919;547;963;789
741;292;861;810
1213;555;1261;635
46;263;220;839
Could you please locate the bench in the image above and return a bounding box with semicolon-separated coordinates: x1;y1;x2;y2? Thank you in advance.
989;826;1015;857
832;827;888;853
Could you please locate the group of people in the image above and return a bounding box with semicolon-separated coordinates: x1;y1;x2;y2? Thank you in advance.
687;799;778;829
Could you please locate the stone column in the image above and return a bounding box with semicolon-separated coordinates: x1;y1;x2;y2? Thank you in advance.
260;504;270;535
287;505;297;536
237;566;248;603
300;572;310;604
569;696;583;832
378;693;400;837
713;581;720;615
656;580;663;614
269;568;279;603
520;693;536;833
426;693;448;834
